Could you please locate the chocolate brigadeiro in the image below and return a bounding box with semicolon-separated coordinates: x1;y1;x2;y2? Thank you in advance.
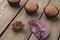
11;19;25;32
44;5;59;18
7;0;21;7
24;2;39;15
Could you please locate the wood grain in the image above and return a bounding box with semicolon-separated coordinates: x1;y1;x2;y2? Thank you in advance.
0;0;43;40
29;34;37;40
0;0;5;5
0;7;41;40
40;0;60;40
29;0;49;40
0;0;27;35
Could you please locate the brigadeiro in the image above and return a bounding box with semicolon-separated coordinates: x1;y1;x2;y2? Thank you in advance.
44;5;59;18
24;2;39;15
28;19;50;40
7;0;20;7
11;19;25;32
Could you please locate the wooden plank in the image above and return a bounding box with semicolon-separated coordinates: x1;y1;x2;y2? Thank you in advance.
41;14;59;40
29;0;49;40
40;0;60;40
0;0;27;35
0;0;43;40
0;0;5;5
0;8;41;40
29;34;37;40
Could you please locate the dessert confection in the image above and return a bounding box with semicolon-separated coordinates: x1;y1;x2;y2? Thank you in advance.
28;19;50;40
11;19;25;32
24;2;39;15
44;5;59;18
7;0;20;7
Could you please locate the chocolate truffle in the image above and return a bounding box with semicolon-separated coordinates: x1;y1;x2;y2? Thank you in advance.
7;0;20;7
24;2;39;15
11;19;25;32
44;5;59;18
28;19;50;40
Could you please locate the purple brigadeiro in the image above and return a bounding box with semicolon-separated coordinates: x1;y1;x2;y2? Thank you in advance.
28;19;50;40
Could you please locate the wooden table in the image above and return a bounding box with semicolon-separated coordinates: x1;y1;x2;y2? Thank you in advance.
0;0;60;40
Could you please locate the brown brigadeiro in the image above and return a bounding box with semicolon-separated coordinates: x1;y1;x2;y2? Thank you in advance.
11;19;25;32
7;0;20;7
44;5;59;18
24;2;39;15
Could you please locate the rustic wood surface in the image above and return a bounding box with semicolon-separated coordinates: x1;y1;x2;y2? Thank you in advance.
29;0;49;40
0;0;5;5
41;0;60;40
0;8;40;40
0;0;6;34
29;0;60;40
0;0;60;40
0;0;44;40
0;0;27;35
29;34;37;40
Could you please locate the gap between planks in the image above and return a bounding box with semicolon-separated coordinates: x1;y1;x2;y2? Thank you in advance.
0;0;28;37
0;0;49;40
29;0;60;40
42;0;60;40
29;0;50;40
0;8;41;40
0;0;43;40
